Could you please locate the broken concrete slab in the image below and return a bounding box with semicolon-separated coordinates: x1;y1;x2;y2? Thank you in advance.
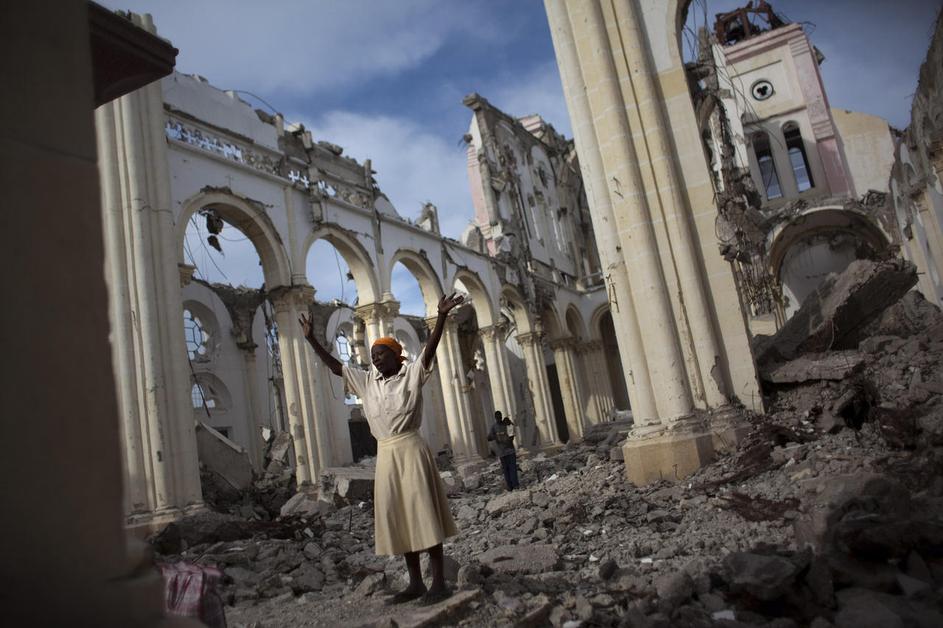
391;588;482;628
319;467;376;505
761;350;865;384
756;259;917;365
196;422;253;490
280;490;332;518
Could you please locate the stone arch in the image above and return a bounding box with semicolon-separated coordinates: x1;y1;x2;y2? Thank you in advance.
499;285;534;334
767;207;891;279
589;302;612;341
768;206;892;315
176;190;291;289
453;270;496;328
592;305;631;412
565;305;587;341
387;249;444;317
302;226;379;305
540;305;564;340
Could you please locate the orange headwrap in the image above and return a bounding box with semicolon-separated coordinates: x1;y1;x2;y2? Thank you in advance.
372;336;406;362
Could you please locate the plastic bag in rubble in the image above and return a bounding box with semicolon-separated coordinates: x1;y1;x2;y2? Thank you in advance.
159;561;227;628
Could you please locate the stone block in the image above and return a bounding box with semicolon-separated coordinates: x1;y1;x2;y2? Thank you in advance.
478;544;559;575
485;489;532;516
622;428;715;486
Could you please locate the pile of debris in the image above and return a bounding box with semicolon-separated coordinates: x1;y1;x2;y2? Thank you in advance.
150;258;943;627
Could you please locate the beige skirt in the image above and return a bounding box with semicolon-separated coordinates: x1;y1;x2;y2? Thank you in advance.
373;430;458;555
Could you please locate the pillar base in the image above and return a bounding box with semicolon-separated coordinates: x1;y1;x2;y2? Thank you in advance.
710;405;752;455
622;426;715;486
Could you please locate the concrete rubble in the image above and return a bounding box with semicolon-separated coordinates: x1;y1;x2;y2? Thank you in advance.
148;262;943;627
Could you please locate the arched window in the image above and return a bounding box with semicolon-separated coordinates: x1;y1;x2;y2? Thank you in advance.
183;309;210;360
335;331;352;363
753;131;782;200
783;122;814;192
191;382;216;409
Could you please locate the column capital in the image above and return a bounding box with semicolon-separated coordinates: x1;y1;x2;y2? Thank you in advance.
515;331;544;347
548;336;579;352
477;324;506;342
268;284;315;313
424;313;458;332
178;263;196;288
581;339;603;352
355;300;399;324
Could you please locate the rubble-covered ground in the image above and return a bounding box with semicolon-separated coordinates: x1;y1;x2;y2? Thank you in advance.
153;260;943;628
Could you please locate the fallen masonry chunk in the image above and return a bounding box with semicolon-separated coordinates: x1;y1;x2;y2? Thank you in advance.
478;544;560;575
755;258;917;365
761;350;865;384
485;489;532;516
722;552;800;601
319;467;376;505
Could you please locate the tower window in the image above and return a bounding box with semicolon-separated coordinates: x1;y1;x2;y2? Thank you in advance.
753;132;782;200
783;122;814;192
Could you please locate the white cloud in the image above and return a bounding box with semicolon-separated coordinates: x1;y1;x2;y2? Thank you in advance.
99;0;492;96
302;110;475;240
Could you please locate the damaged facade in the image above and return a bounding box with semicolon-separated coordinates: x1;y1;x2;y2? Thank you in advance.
96;50;623;528
691;0;902;331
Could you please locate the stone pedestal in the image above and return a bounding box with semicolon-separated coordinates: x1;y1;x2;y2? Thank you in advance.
622;427;715;486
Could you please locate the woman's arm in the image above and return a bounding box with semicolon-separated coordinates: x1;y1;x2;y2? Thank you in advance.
299;313;343;377
422;292;464;370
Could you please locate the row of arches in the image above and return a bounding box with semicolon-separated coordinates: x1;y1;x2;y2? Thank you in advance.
176;189;630;483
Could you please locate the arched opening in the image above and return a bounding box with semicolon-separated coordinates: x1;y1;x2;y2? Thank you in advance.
541;307;570;443
384;253;450;455
599;311;630;412
177;195;290;470
500;287;538;448
769;208;891;317
306;238;374;465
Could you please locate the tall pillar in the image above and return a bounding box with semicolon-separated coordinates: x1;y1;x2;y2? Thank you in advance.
550;337;586;440
97;79;203;528
545;0;764;483
543;0;658;425
478;325;515;418
237;346;264;467
426;316;476;460
268;284;322;487
516;331;559;446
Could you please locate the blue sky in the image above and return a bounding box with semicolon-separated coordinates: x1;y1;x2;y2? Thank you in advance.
104;0;941;314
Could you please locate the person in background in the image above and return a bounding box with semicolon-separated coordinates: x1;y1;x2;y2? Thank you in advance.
299;292;464;604
487;411;519;490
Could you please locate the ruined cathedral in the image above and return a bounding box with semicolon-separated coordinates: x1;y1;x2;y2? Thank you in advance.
90;1;943;526
7;1;943;625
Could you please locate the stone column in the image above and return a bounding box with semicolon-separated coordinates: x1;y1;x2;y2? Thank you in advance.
97;78;203;528
268;284;321;487
426;316;476;460
550;337;586;441
543;0;658;425
546;0;754;483
478;324;515;418
355;303;383;349
516;331;559;446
